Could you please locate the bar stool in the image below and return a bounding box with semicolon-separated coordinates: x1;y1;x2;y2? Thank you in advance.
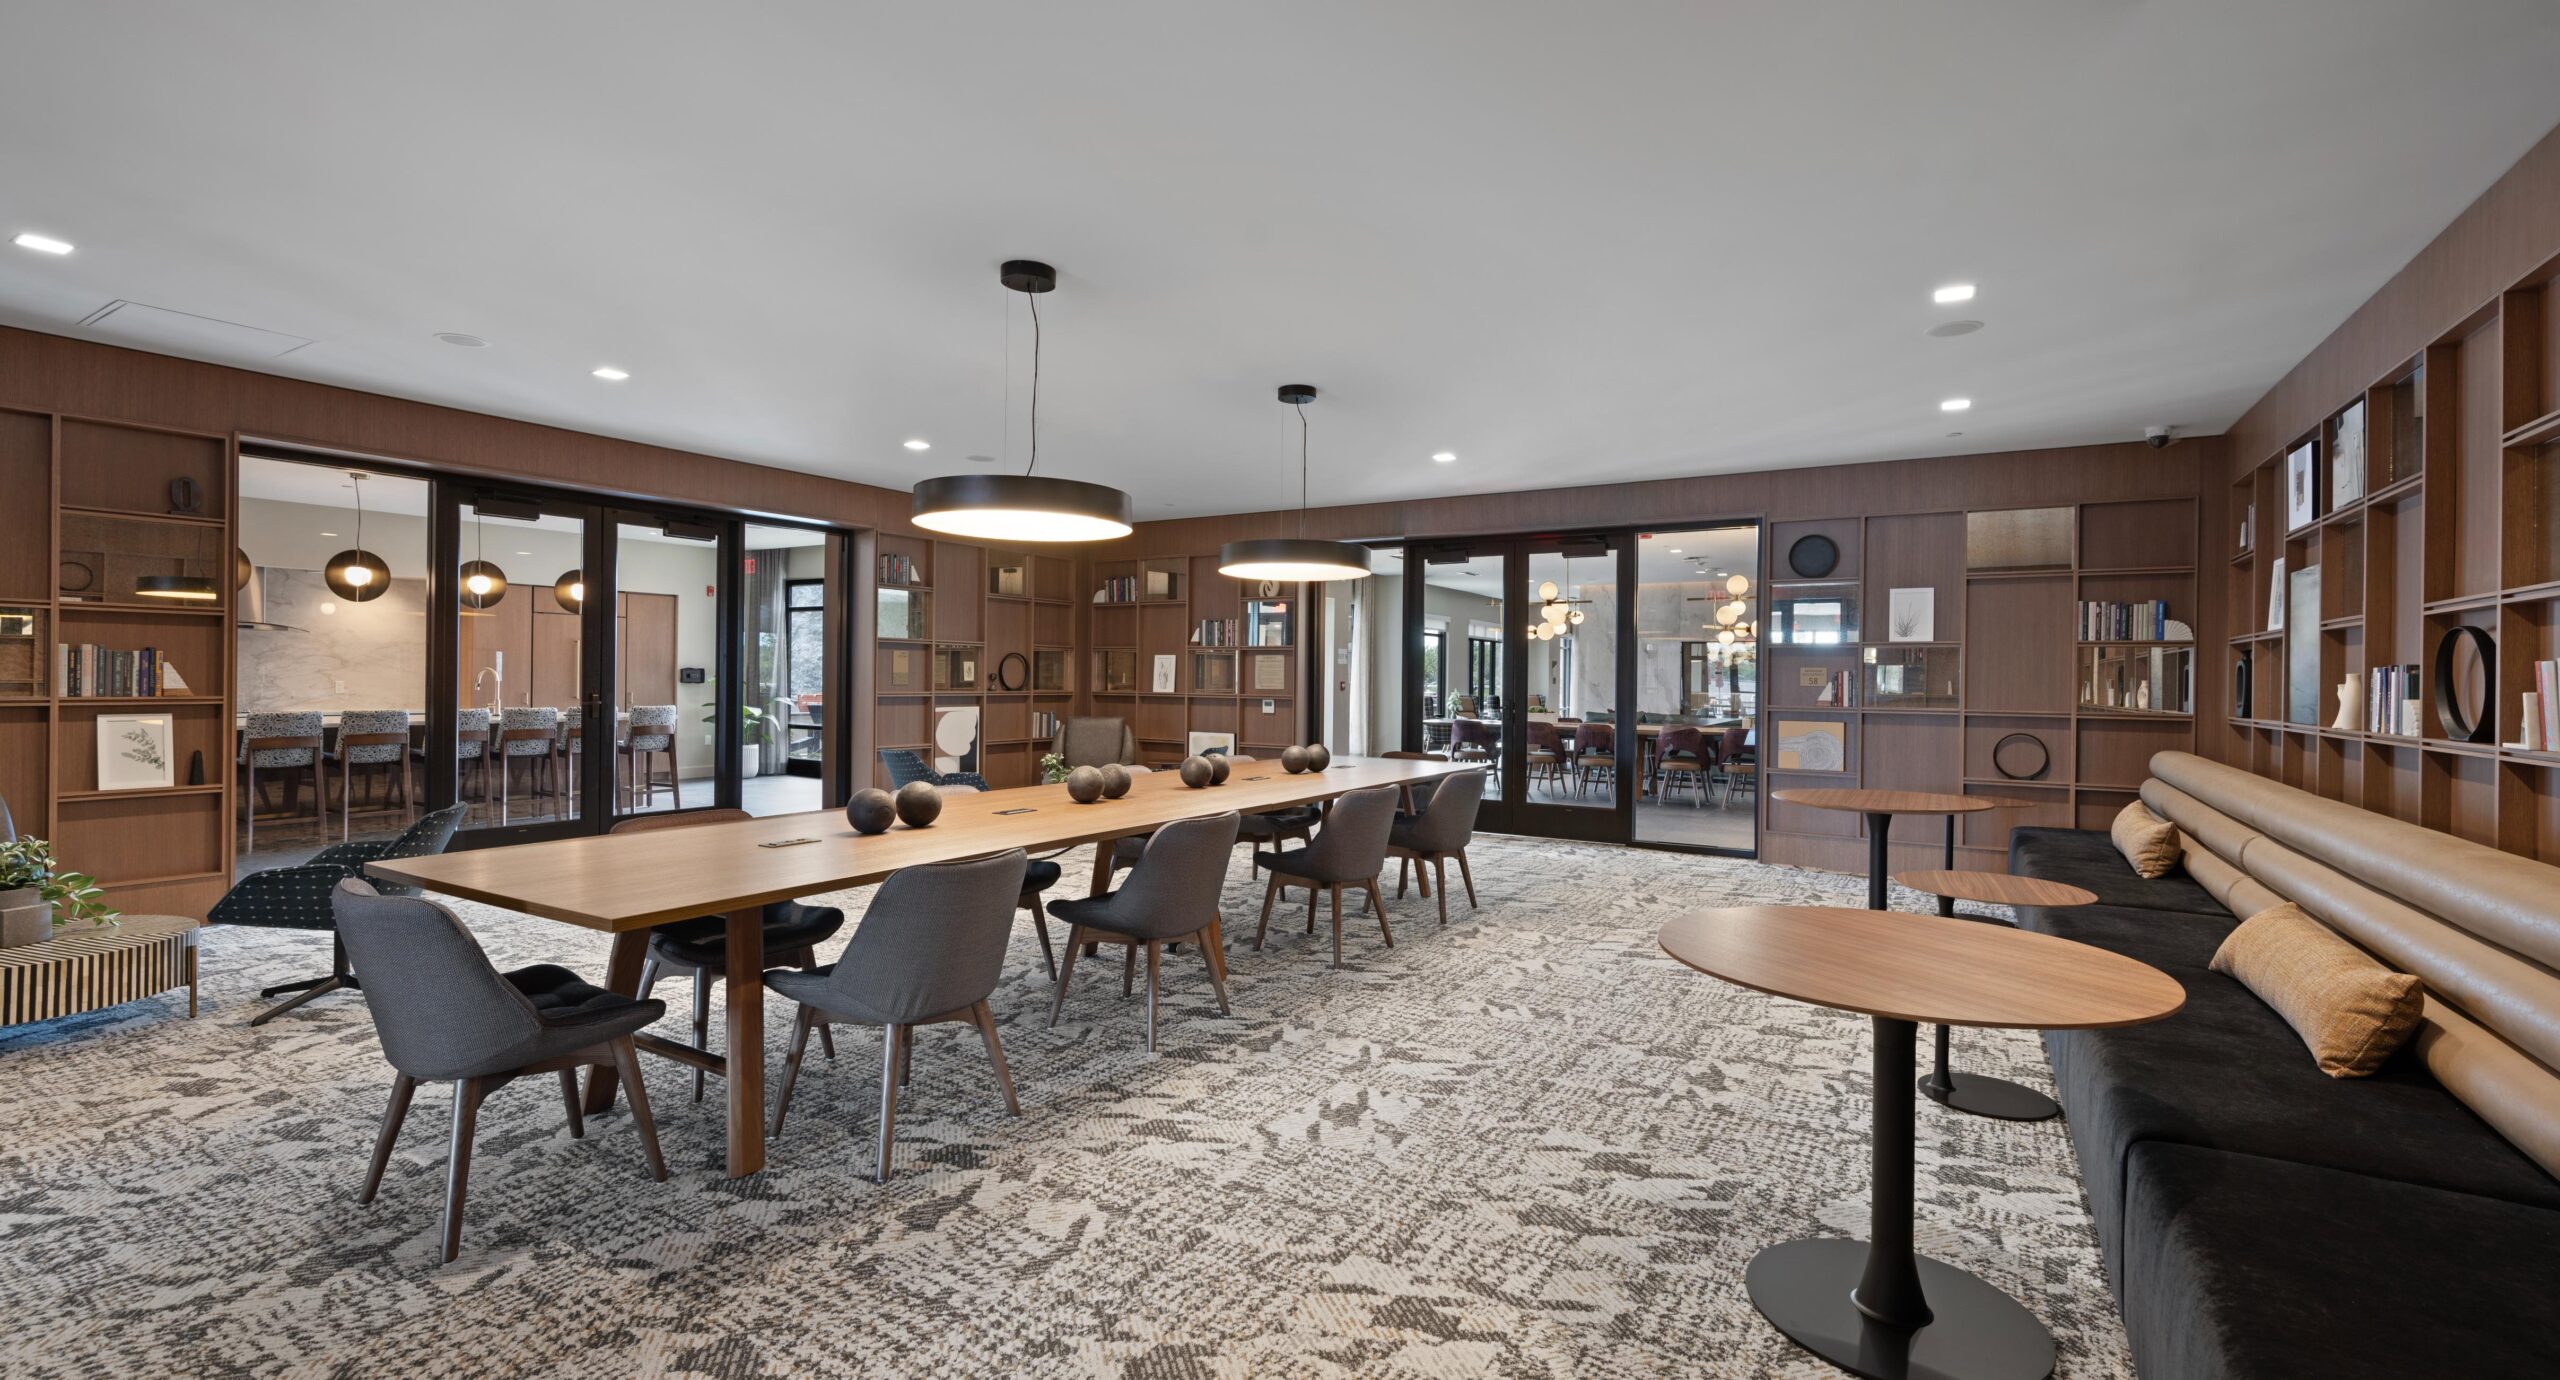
621;705;678;810
496;707;560;823
239;712;327;852
328;709;414;842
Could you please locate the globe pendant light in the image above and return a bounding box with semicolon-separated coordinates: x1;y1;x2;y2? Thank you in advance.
1218;385;1373;582
323;472;390;602
911;260;1134;543
459;508;509;611
554;569;585;614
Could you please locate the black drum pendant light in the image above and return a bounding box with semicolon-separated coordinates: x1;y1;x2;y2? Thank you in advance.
323;472;391;602
1218;385;1372;582
911;260;1135;543
459;508;509;611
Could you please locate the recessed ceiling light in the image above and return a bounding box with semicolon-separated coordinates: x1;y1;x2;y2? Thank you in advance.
1667;548;1682;554
1946;432;1965;439
591;366;630;382
1933;283;1975;304
516;550;532;556
965;453;1000;465
12;232;73;255
1940;397;1972;413
320;531;338;537
1431;452;1456;463
1926;320;1984;339
435;331;489;348
903;438;931;451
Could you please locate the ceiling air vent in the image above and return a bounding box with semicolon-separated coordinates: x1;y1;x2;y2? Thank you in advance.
78;300;317;359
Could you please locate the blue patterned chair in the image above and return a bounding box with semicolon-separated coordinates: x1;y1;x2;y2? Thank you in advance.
215;801;468;1026
877;748;988;793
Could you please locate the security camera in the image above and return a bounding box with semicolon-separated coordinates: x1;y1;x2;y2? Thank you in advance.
2144;425;2176;449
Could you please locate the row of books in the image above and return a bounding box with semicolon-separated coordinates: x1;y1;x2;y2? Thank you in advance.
2078;600;2178;642
1809;669;1856;706
2525;663;2560;751
1032;711;1062;739
1093;571;1178;604
2367;663;2423;736
1192;618;1242;646
58;644;187;698
878;552;925;586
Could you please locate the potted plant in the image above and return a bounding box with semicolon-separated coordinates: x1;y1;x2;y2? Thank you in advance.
707;703;769;776
0;839;117;948
1039;752;1069;785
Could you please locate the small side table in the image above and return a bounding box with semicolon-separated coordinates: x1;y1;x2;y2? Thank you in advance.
1894;870;2099;1122
1771;788;1997;910
0;915;200;1029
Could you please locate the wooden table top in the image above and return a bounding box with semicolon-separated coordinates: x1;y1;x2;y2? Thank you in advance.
1893;870;2098;909
370;757;1475;933
1657;905;2184;1029
1770;787;1998;816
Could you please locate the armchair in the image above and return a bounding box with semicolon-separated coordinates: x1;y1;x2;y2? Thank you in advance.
878;748;988;793
214;802;467;1027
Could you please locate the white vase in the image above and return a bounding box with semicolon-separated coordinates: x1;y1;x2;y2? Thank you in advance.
2333;677;2363;732
0;887;50;949
742;742;761;778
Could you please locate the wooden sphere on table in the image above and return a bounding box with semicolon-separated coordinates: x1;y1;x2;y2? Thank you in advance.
1306;743;1332;771
1207;754;1232;785
1178;755;1215;788
1065;766;1105;804
894;780;943;827
1099;763;1132;799
1280;745;1312;774
845;787;896;835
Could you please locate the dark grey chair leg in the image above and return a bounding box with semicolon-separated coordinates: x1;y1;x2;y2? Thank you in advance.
1434;857;1450;927
441;1077;485;1265
1255;874;1280;950
610;1037;669;1182
971;1000;1020;1116
558;1069;586;1139
1143;941;1161;1052
690;973;712;1103
875;1024;905;1184
794;948;836;1060
1330;884;1343;968
1121;943;1137;998
361;1073;416;1204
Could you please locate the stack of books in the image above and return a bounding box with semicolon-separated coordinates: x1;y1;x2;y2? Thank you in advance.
1192;617;1240;646
2367;663;2422;736
1811;669;1855;706
1095;574;1141;603
878;552;924;586
58;644;175;697
2078;600;2179;642
1032;711;1061;739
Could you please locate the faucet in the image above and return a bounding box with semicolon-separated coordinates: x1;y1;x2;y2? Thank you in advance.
473;667;502;714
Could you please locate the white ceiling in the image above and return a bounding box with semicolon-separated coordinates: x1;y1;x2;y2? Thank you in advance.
6;3;2558;523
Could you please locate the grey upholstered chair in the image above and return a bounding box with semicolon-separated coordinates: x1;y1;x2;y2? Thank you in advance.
1052;716;1137;769
609;809;847;1101
1046;813;1240;1051
763;850;1029;1183
327;709;413;841
332;879;668;1264
1254;785;1399;968
1387;769;1485;928
218;802;469;1026
239;711;326;849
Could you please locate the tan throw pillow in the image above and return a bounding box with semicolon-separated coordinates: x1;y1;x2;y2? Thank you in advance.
2110;800;2180;879
2211;903;2424;1078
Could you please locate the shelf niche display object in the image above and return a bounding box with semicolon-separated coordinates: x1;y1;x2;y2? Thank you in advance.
877;586;932;641
2081;646;2194;716
1244;598;1294;647
1966;507;2073;571
1861;646;1958;709
1768;582;1858;645
2285;565;2321;725
1095;648;1138;695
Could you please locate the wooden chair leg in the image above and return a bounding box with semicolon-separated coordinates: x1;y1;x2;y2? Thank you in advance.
1370;879;1395;948
611;1037;668;1182
1121;942;1137;998
1048;926;1085;1027
361;1073;416;1204
1434;857;1450;928
772;1006;815;1137
1143;941;1161;1052
1198;919;1232;1016
1330;884;1344;969
440;1076;486;1265
1396;856;1410;898
1456;850;1478;908
559;1069;586;1139
875;1024;905;1184
1255;874;1280;950
1307;879;1320;935
1029;902;1058;981
971;1000;1020;1116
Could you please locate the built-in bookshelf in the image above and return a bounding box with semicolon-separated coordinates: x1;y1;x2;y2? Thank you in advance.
868;535;1078;790
1762;499;2200;869
2222;246;2560;861
0;408;236;919
1088;554;1302;765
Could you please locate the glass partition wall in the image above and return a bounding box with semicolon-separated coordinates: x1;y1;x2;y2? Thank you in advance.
1630;526;1760;851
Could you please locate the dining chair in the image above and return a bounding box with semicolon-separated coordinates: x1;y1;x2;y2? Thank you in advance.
1226;758;1317;878
429;708;492;823
1388;769;1485;928
1655;726;1716;806
765;850;1029;1182
1524;719;1567;793
1717;725;1756;806
878;747;990;793
1253;785;1399;968
239;711;327;851
1380;749;1446;815
610;809;848;1101
332;879;668;1265
1572;721;1617;797
619;705;679;810
217;802;469;1026
327;709;414;841
1046;815;1240;1051
496;707;561;823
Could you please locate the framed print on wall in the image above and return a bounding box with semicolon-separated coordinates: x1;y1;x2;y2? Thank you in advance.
2284;440;2318;532
97;713;176;791
1772;717;1849;772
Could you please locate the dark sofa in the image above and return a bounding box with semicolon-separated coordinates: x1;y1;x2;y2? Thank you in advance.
2009;821;2560;1379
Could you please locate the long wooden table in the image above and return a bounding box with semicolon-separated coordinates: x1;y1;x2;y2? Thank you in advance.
369;756;1472;1177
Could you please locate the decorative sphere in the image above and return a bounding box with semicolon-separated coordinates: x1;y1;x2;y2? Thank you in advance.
1207;754;1232;785
1280;745;1312;774
1098;763;1132;799
1306;743;1331;771
894;780;943;828
845;787;896;835
1178;755;1214;788
1065;766;1105;804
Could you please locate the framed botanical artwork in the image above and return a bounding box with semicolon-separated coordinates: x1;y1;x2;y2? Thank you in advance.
2284;440;2318;532
97;713;175;790
1772;718;1849;772
1887;587;1935;642
1151;654;1177;693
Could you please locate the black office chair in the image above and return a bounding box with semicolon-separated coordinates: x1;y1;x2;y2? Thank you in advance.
216;802;468;1027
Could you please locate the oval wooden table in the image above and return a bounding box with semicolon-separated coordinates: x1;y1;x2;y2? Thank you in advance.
1659;905;2183;1380
1770;788;2000;911
1893;871;2101;1123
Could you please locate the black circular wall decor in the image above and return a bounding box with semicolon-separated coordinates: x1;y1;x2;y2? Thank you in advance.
994;651;1029;692
1787;533;1839;579
1991;733;2051;781
2433;625;2497;744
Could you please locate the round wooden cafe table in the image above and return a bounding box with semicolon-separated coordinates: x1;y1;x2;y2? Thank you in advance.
1659;906;2183;1380
1771;789;2000;911
1893;871;2100;1123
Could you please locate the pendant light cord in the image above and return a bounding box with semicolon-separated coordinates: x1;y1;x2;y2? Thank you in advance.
1297;402;1309;536
351;472;365;552
1025;292;1042;477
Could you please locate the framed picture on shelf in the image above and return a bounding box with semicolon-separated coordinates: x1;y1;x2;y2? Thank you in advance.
1887;587;1934;642
2284;440;2318;531
96;713;175;791
1186;731;1236;758
1151;654;1177;693
2331;401;2366;509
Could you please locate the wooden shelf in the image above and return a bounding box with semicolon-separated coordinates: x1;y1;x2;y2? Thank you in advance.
57;696;224;706
58;505;226;529
56;784;225;802
2077;565;2197;577
57;600;229;618
2501;407;2560;449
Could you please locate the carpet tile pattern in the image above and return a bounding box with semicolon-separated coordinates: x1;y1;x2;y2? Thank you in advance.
0;835;2132;1378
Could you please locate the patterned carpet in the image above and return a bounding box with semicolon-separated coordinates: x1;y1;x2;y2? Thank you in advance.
0;835;2133;1379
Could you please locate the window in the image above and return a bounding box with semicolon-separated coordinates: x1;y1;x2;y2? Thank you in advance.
1421;626;1447;718
1468;635;1502;708
784;580;824;700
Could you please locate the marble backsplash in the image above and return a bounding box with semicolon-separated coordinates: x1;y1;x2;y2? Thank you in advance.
238;568;428;713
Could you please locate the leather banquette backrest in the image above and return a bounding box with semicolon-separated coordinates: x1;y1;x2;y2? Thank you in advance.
2139;751;2560;1179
